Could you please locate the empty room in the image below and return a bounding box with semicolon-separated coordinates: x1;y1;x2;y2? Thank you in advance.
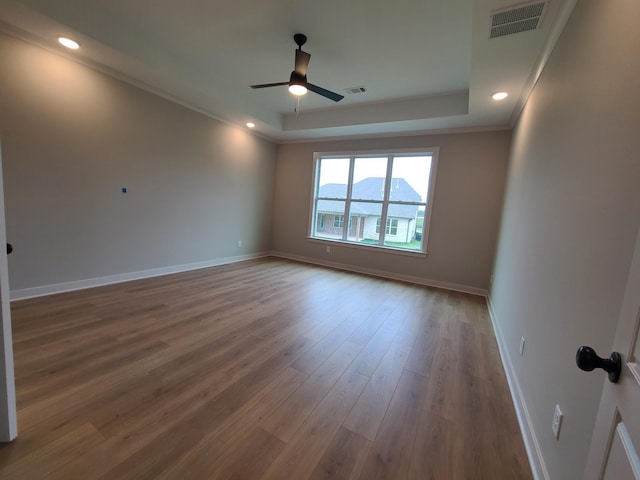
0;0;639;479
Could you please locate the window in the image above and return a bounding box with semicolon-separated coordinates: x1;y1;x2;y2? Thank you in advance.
310;149;438;253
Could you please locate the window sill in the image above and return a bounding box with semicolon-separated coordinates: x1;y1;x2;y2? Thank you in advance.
306;237;428;258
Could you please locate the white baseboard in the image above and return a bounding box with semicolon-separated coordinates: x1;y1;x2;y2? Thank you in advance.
11;251;486;301
270;250;488;296
10;252;269;301
486;296;549;480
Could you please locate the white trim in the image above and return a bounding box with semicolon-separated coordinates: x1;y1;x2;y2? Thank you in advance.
10;250;487;301
276;125;512;145
487;295;548;480
307;237;427;258
627;362;640;388
10;252;269;301
0;140;17;442
270;250;487;296
617;422;640;480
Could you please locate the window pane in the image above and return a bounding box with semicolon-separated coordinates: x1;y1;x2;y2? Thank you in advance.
352;157;388;201
348;202;382;244
384;218;422;251
387;202;421;219
415;206;425;242
386;218;398;235
383;215;421;250
389;156;432;202
318;158;350;199
314;200;345;240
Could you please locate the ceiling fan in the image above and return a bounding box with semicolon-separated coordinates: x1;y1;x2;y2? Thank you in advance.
250;33;344;102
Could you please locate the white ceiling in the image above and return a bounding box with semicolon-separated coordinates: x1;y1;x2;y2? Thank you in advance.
0;0;576;142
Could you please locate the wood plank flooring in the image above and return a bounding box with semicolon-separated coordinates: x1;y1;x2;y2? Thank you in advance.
0;258;532;479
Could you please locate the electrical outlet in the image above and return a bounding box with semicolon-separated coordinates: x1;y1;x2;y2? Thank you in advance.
326;246;331;253
552;404;563;439
520;337;526;356
237;240;242;248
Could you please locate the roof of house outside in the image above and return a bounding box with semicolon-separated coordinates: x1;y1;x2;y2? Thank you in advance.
317;177;422;219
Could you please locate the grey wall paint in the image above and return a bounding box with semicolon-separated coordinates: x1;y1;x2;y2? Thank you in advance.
0;33;276;291
273;131;511;291
490;0;640;477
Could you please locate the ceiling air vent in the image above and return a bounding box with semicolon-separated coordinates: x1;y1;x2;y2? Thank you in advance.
344;86;366;94
489;1;548;39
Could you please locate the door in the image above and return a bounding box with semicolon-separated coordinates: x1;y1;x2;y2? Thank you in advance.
0;141;17;442
584;223;640;479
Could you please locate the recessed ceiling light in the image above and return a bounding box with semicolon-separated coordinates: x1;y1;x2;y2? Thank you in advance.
58;37;80;50
492;91;509;101
246;122;256;128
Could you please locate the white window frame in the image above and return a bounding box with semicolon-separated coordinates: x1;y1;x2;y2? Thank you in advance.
376;217;399;236
308;148;439;255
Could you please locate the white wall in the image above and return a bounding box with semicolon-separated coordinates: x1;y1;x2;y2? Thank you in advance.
490;0;640;478
0;33;277;294
273;131;511;292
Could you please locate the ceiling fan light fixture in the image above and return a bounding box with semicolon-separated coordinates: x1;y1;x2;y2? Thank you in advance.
288;84;307;96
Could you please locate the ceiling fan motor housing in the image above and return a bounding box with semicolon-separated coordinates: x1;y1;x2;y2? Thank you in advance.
289;71;307;86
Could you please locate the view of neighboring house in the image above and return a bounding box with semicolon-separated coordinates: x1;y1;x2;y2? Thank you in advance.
315;177;422;244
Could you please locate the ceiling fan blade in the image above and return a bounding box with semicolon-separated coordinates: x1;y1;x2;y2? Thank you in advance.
306;82;344;102
295;50;311;76
249;82;289;89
